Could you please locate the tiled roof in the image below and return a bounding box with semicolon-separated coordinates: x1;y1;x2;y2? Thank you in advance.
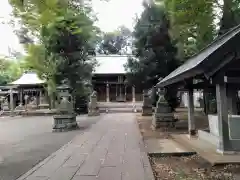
157;24;240;87
10;56;129;86
10;71;45;85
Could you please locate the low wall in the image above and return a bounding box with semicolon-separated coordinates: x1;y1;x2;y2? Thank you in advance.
201;114;240;152
198;130;219;147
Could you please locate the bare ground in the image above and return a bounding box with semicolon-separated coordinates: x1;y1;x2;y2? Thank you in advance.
136;110;240;180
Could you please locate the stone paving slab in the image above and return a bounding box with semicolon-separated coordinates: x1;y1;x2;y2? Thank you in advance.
17;113;154;180
172;134;240;165
144;138;194;154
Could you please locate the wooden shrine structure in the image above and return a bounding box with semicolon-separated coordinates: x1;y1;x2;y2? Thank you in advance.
92;55;143;102
156;24;240;154
0;71;49;115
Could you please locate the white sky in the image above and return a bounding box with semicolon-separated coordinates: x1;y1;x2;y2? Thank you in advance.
92;0;144;32
0;0;23;56
0;0;144;56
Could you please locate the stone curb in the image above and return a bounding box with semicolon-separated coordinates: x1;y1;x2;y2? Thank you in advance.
148;152;196;157
134;115;155;180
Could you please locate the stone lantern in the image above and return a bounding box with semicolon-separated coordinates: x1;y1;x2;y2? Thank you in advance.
53;80;78;131
152;88;176;129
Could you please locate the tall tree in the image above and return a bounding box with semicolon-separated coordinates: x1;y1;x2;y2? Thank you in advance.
9;0;99;98
161;0;240;113
219;0;240;34
163;0;216;60
125;2;180;110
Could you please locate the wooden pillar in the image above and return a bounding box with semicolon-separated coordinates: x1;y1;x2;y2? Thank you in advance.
10;88;14;117
203;88;209;115
124;85;127;101
115;84;118;100
19;88;23;105
106;83;110;102
216;83;229;153
39;90;43;104
187;88;196;136
119;84;122;98
132;86;135;103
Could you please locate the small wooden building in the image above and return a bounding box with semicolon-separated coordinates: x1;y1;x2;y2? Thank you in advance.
157;24;240;153
9;71;46;107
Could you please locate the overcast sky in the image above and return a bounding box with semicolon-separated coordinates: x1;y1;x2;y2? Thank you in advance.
0;0;144;56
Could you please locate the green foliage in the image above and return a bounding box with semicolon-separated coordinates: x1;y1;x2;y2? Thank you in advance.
41;7;97;94
126;3;180;86
163;0;216;60
219;0;240;34
125;2;180;109
9;0;99;97
161;0;240;59
22;44;58;92
0;58;24;85
98;25;132;54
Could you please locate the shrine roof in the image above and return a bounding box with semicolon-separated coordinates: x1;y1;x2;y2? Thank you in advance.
157;24;240;87
93;55;128;74
10;71;45;85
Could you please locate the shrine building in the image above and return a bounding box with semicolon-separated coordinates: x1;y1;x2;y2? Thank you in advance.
0;55;143;111
92;55;143;102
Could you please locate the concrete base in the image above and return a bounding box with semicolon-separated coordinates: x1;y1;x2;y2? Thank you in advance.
26;105;38;110
88;111;100;116
144;138;195;155
216;149;240;155
152;113;175;129
53;114;78;131
198;129;219;147
39;104;50;109
142;106;152;116
172;134;240;165
198;130;240;155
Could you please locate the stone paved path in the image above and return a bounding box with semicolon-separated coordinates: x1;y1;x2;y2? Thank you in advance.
17;113;154;180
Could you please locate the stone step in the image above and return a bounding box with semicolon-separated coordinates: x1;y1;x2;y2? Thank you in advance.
99;108;141;113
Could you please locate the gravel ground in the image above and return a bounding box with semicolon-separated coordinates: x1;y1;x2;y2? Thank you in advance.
150;154;240;180
136;113;240;180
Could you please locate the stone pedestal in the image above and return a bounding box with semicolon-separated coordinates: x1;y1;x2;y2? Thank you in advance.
53;81;78;132
88;91;100;116
53;114;78;131
142;90;152;116
142;106;152;116
152;103;175;129
152;89;175;129
88;109;100;116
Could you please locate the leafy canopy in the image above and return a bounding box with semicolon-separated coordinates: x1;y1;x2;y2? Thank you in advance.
9;0;99;96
